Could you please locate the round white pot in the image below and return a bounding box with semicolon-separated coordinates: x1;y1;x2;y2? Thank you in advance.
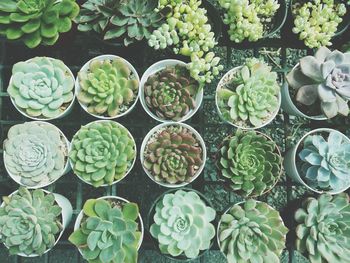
140;122;206;188
284;128;350;194
75;54;140;119
139;59;203;123
3;121;71;189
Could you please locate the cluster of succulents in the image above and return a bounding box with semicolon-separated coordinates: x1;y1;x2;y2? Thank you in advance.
218;199;288;263
292;0;347;48
3;122;67;187
77;58;139;117
0;187;62;256
7;57;74;119
150;190;216;259
144;65;200;121
286;47;350;119
219;0;280;43
69;121;136;187
143;125;203;185
217;130;282;197
0;0;79;48
217;58;280;127
69;198;141;263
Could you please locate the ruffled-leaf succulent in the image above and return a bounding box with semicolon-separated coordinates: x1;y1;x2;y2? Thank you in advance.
0;187;62;256
217;130;282;197
3;122;68;187
77;58;139;117
69;121;136;187
69;198;141;263
150;190;216;259
219;199;288;263
7;57;75;119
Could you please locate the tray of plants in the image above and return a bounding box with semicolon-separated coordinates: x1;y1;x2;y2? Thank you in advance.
0;0;350;263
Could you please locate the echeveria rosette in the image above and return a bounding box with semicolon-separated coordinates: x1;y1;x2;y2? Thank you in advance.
0;187;62;256
219;199;288;263
7;57;74;119
69;121;136;187
150;190;216;259
295;193;350;263
69;199;141;263
287;47;350;119
217;130;282;197
3;122;67;187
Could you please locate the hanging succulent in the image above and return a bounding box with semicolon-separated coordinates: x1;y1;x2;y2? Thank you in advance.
0;0;79;48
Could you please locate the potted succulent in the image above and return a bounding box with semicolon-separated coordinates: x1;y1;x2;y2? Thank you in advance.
217;199;288;263
69;120;136;187
140;59;203;122
0;0;79;48
140;122;206;187
76;55;139;119
0;186;73;257
7;56;75;120
283;47;350;120
216;58;281;129
3;121;70;188
69;196;144;263
148;189;216;260
284;128;350;194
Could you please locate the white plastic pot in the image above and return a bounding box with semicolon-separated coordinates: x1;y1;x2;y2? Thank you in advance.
139;59;203;123
140;122;206;188
75;54;140;119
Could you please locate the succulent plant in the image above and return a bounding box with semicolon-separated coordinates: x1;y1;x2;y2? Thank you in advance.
219;199;288;263
150;190;216;259
0;0;79;48
295;193;350;263
69;121;136;187
217;58;280;127
217;130;282;197
0;187;62;256
144;65;200;121
143;125;203;185
286;47;350;119
7;57;74;119
3;122;67;187
69;198;141;263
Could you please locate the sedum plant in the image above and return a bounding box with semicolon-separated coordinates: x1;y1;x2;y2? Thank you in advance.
69;121;136;187
3;122;67;187
219;199;288;263
0;0;79;48
7;57;74;119
217;130;282;197
150;190;216;259
0;187;62;256
295;193;350;263
286;47;350;119
69;198;141;263
77;58;139;117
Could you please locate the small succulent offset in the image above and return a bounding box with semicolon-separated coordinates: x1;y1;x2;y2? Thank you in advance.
295;193;350;263
0;0;79;48
217;130;282;197
0;187;62;256
77;58;139;117
144;65;200;121
7;57;74;119
219;199;288;263
3;122;67;187
69;121;136;187
69;199;141;263
150;190;216;259
217;58;280;127
286;47;350;119
143;125;203;185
